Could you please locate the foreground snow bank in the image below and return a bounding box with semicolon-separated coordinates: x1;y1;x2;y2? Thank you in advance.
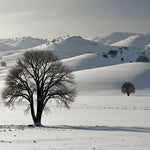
0;94;150;150
0;125;150;150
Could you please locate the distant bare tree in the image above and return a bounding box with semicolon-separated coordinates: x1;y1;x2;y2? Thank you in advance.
121;82;135;96
1;50;76;126
1;61;7;67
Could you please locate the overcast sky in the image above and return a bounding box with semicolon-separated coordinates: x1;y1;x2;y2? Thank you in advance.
0;0;149;39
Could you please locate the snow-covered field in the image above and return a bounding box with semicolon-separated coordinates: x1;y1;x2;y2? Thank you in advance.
0;33;150;149
0;94;150;150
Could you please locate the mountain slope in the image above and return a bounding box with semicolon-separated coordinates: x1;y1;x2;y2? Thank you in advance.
92;32;138;45
37;36;109;59
111;33;150;49
0;37;47;51
0;35;150;73
62;49;149;71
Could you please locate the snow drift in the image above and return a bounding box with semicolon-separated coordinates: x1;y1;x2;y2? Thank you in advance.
75;63;150;95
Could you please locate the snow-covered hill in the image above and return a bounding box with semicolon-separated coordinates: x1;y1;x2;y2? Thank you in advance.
75;63;150;95
111;33;150;49
36;36;110;59
0;34;150;72
62;50;142;71
0;37;47;51
92;32;138;45
0;33;150;93
33;35;150;68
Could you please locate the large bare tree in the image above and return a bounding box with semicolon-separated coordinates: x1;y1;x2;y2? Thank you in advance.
2;50;76;126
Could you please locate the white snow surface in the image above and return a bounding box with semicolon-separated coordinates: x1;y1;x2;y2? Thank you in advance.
92;32;138;45
0;37;47;51
75;63;150;95
111;33;150;49
62;51;143;71
36;36;110;59
0;33;150;150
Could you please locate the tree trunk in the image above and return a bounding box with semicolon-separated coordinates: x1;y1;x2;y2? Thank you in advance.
34;82;44;126
34;101;44;127
35;110;43;126
30;102;36;124
30;100;44;126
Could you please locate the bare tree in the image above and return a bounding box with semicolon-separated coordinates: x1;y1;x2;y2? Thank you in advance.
1;50;76;126
1;61;7;67
121;82;135;96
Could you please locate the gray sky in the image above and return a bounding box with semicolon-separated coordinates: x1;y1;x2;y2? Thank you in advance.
0;0;150;39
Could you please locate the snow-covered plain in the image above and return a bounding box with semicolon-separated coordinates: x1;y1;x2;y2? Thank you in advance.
0;32;150;150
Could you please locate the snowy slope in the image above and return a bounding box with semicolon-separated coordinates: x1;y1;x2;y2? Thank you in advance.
36;36;110;59
62;50;142;71
0;35;149;73
75;63;150;95
34;35;150;67
92;32;138;45
0;37;47;51
111;34;140;47
111;33;150;49
1;51;150;95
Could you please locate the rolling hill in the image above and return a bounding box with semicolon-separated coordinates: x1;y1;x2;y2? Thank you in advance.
36;36;109;59
0;32;150;94
91;32;139;45
111;33;150;49
0;37;47;51
75;63;150;95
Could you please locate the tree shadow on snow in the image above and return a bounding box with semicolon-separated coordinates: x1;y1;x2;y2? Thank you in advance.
48;125;150;133
0;125;150;133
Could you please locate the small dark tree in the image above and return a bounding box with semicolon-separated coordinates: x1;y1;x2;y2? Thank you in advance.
121;82;135;96
1;50;76;126
1;61;7;67
107;50;118;57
